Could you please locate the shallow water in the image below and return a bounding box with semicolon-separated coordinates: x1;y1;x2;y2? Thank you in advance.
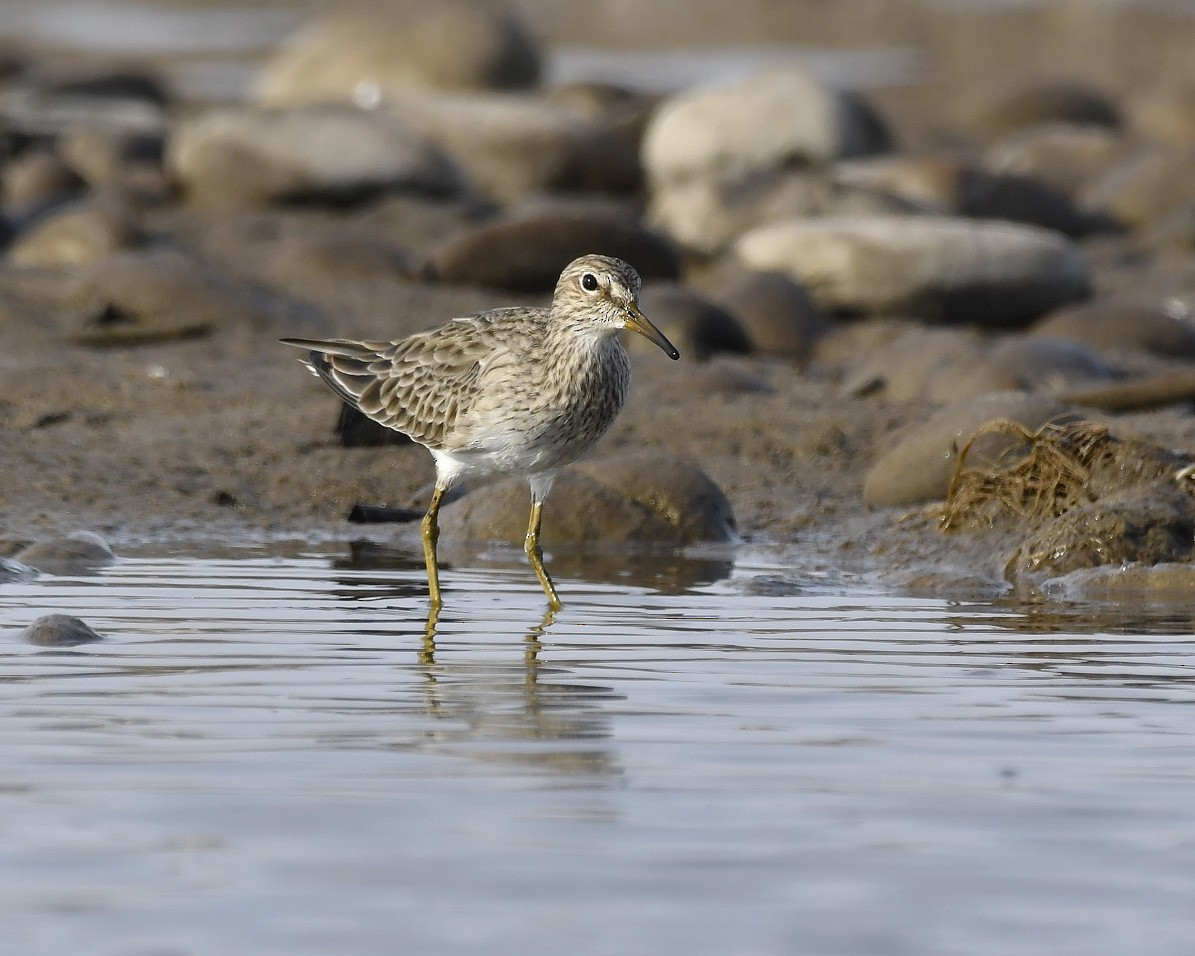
3;543;1195;955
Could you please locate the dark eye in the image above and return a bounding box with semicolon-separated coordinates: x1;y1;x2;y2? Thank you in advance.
581;273;599;292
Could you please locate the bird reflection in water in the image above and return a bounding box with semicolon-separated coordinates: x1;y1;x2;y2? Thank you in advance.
414;603;621;782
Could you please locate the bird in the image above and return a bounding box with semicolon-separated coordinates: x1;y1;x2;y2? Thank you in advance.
281;254;680;610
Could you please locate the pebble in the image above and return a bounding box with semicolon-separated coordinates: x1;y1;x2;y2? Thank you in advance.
21;614;105;647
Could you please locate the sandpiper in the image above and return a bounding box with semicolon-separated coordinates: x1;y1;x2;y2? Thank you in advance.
282;254;680;610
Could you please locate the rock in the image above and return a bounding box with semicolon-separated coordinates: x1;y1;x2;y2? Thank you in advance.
863;391;1077;507
647;162;912;256
428;206;681;292
263;230;420;284
708;268;832;360
970;81;1122;137
167;104;466;208
1043;562;1195;602
0;557;34;582
1006;483;1195;588
0;147;85;207
39;247;302;343
1059;368;1195;413
834;155;1097;236
8;199;141;267
642;66;892;189
1083;146;1195;229
383;89;641;202
254;4;541;105
440;452;737;546
843;327;984;402
934;336;1117;402
983;122;1127;197
735;216;1092;326
684;358;773;395
1030;297;1195;358
0;66;169;138
16;531;115;575
21;613;104;647
32;65;171;107
635;282;751;361
58;126;164;190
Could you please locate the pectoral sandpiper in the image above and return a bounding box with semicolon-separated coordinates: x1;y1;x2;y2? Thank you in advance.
282;254;680;610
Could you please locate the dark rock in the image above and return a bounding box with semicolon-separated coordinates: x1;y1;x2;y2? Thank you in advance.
983;122;1128;197
971;81;1123;137
347;503;424;524
21;613;104;647
708;268;832;360
636;282;751;361
429;207;681;292
934;336;1117;403
1006;483;1195;588
1030;297;1195;358
834;156;1101;236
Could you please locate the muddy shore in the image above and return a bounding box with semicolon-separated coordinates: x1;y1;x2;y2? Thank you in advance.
5;0;1195;602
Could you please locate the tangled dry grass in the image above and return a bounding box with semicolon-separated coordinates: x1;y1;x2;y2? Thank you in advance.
938;420;1122;531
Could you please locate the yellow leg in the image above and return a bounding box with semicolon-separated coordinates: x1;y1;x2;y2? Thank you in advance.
421;484;447;608
524;499;562;611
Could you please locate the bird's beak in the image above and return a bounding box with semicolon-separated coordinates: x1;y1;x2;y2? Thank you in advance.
625;304;680;360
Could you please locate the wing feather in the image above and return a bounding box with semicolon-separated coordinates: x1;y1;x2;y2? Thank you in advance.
281;313;538;448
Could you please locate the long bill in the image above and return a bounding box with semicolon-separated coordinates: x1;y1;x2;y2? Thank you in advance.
625;304;681;361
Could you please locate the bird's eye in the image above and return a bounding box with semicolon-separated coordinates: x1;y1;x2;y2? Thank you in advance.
581;273;599;292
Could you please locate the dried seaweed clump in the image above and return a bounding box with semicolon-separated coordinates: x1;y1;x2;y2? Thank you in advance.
938;419;1121;531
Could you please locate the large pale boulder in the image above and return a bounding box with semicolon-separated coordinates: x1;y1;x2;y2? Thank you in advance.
735;216;1091;326
254;4;541;105
168;104;465;207
642;66;891;187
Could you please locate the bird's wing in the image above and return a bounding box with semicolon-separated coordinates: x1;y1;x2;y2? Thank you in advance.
281;316;523;447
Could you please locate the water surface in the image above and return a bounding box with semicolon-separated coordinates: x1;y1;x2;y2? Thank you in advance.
3;544;1195;955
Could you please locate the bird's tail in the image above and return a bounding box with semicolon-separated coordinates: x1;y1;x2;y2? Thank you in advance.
279;337;390;410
